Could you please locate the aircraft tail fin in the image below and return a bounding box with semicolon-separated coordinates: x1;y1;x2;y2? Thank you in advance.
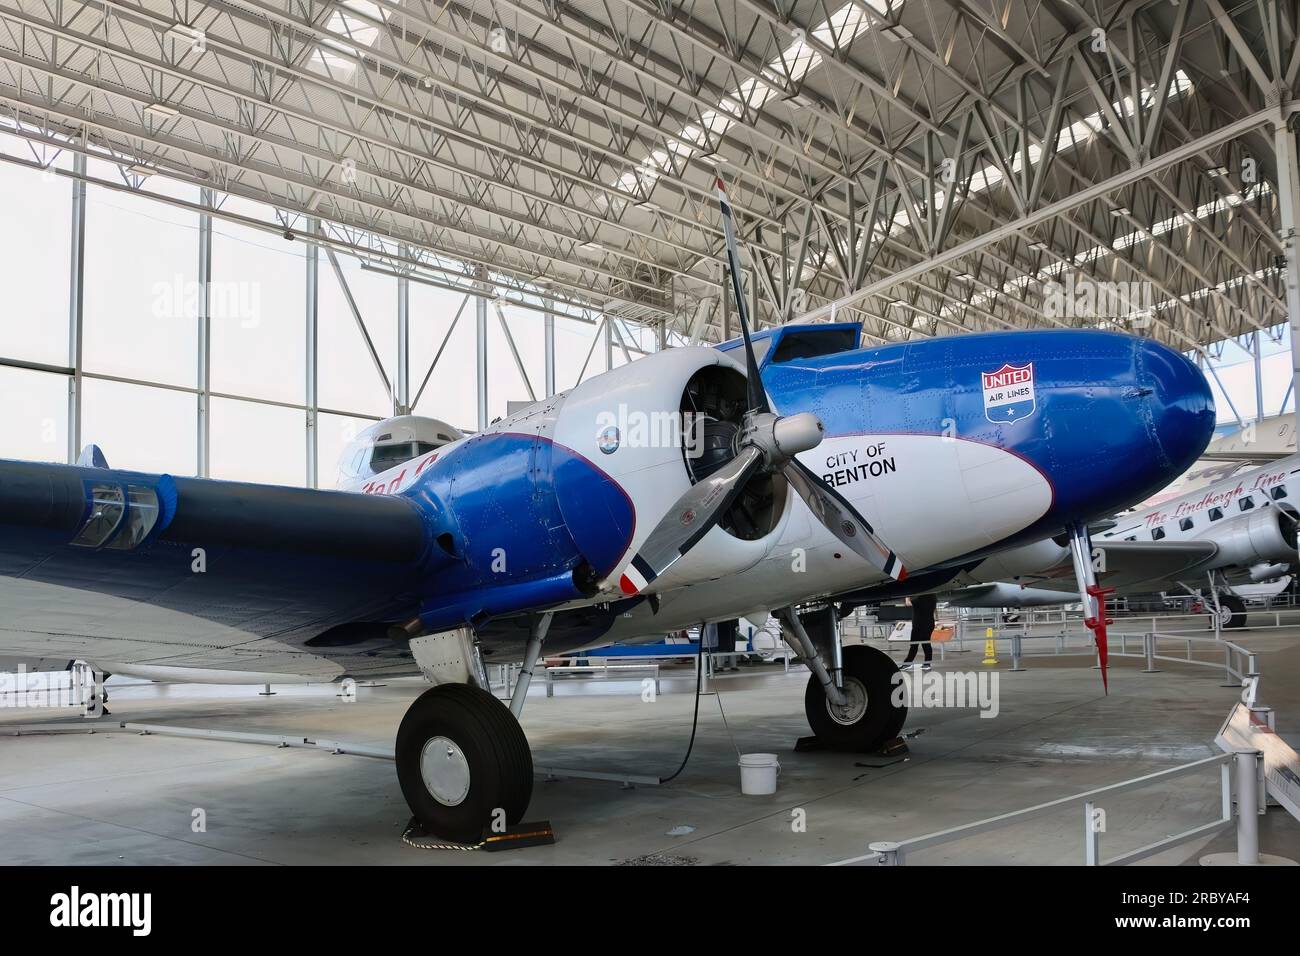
75;444;109;469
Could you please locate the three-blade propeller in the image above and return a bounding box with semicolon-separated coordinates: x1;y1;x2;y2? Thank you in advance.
616;177;907;598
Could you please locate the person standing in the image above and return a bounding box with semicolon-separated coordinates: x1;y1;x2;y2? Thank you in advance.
902;593;937;670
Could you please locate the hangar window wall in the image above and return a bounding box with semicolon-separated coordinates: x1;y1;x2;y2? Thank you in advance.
0;127;1289;485
409;281;477;428
0;129;647;487
1194;328;1297;429
0;141;72;464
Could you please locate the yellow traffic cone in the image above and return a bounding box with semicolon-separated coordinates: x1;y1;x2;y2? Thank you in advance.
981;627;999;665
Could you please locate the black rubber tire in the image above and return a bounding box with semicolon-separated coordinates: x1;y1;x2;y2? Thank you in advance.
1218;594;1248;630
395;684;533;844
803;644;905;752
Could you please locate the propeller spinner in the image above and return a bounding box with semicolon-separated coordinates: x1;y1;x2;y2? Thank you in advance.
615;177;906;597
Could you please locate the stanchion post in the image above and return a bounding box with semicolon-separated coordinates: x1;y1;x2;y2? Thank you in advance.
1235;750;1261;866
1142;633;1160;673
1084;800;1100;865
868;841;901;865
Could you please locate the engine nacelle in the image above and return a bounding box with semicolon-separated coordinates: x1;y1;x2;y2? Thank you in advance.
954;537;1070;585
945;583;1074;608
1196;504;1298;570
1249;562;1290;583
548;347;788;594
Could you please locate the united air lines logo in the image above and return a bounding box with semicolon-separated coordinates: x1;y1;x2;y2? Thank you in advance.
981;362;1036;424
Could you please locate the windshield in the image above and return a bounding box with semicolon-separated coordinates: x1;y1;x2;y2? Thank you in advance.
369;441;438;473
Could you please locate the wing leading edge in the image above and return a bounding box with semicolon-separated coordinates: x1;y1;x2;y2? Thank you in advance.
0;459;446;679
1022;539;1220;592
0;459;431;562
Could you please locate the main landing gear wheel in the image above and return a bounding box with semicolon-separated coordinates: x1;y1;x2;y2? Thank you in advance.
395;683;533;845
1214;593;1247;630
803;644;905;752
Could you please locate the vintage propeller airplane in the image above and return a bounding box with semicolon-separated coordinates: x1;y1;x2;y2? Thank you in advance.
0;180;1214;842
926;449;1300;630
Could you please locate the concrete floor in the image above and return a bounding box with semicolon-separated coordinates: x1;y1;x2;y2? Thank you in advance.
3;625;1299;865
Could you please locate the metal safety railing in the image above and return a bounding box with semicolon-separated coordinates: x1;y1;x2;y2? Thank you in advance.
882;605;1282;685
490;651;802;700
983;629;1259;686
545;663;661;697
830;750;1268;866
954;606;1300;642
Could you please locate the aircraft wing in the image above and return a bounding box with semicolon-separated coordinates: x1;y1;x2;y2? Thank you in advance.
0;459;440;679
1197;450;1289;464
1020;539;1219;592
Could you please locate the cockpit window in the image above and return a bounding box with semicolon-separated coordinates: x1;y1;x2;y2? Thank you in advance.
769;328;858;364
369;441;438;473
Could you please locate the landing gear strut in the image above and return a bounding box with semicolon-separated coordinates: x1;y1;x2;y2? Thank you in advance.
1201;571;1247;630
1066;520;1112;692
780;606;905;752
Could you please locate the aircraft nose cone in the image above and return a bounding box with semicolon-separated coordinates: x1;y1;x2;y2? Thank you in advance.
1135;335;1216;475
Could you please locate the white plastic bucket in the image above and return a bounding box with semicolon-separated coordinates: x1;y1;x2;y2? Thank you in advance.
738;752;781;795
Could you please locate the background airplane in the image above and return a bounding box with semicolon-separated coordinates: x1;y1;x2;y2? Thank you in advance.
1138;412;1296;508
928;450;1300;628
0;185;1216;842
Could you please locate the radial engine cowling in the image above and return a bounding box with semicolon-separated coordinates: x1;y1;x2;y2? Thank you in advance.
1196;504;1298;570
548;346;790;594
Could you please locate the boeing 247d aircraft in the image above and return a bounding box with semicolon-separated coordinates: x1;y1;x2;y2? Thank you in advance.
0;182;1215;842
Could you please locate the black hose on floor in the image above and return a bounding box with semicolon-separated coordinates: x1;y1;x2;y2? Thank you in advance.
659;635;705;783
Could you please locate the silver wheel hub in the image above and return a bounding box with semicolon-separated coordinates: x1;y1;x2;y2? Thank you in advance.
420;736;471;806
826;675;869;726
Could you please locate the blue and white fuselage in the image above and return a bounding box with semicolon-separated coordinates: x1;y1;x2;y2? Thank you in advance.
0;324;1213;679
340;325;1213;650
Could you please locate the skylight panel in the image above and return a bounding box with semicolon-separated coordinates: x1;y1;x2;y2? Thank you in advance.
312;1;385;78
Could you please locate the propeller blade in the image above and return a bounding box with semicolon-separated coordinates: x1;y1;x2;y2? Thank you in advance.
782;458;907;581
616;446;765;595
715;177;770;415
